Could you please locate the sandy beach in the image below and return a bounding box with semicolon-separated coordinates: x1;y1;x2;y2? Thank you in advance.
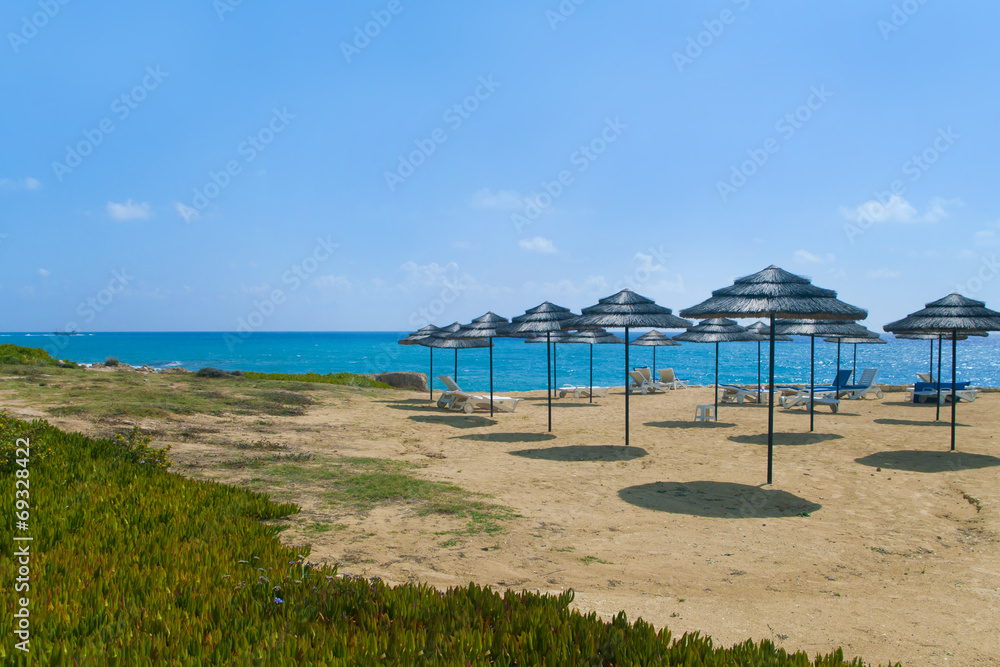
8;369;997;666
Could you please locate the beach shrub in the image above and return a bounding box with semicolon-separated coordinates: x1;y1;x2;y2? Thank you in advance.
242;370;393;389
104;356;120;367
0;344;62;367
196;366;230;378
0;413;893;665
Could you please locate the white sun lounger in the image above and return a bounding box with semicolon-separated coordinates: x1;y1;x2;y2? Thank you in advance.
558;385;609;398
435;375;521;413
628;370;662;394
839;368;883;400
719;384;758;404
657;368;690;389
779;390;839;413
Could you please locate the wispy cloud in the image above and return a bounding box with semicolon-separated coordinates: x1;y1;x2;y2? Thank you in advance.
107;199;152;221
0;177;41;191
839;195;959;224
38;268;50;277
314;275;352;291
794;250;835;264
518;236;556;254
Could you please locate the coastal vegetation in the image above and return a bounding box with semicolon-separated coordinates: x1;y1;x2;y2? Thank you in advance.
0;411;887;664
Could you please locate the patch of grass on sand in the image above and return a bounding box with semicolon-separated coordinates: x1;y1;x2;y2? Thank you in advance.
579;556;613;565
262;457;516;536
0;365;329;420
241;371;392;389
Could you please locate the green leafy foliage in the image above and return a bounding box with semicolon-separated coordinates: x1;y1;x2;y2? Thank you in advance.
0;344;75;367
0;414;892;665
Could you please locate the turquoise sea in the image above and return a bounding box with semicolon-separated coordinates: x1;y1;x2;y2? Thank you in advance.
3;331;999;392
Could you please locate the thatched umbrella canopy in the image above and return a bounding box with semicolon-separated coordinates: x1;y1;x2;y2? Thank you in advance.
773;320;879;432
680;266;867;484
885;294;1000;450
629;330;681;377
453;312;510;417
422;323;491;387
746;322;792;404
398;324;441;399
564;289;691;446
673;319;763;421
499;302;579;432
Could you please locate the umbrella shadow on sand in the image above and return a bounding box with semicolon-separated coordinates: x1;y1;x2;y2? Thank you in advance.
645;420;737;429
510;445;648;462
874;418;969;428
619;481;821;518
454;432;556;443
382;401;447;412
728;432;843;446
855;450;1000;473
409;415;496;429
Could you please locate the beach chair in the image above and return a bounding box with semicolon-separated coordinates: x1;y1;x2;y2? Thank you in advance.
436;375;521;413
779;390;839;413
719;384;758;404
911;381;977;404
839;368;883;399
628;370;661;394
916;372;933;383
558;385;609;398
657;368;690;389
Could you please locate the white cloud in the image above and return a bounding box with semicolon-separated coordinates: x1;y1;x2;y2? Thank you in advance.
38;268;50;277
839;195;960;225
519;236;556;254
174;202;200;223
974;230;998;248
866;268;901;279
107;199;151;221
0;177;41;191
470;188;524;211
794;250;835;264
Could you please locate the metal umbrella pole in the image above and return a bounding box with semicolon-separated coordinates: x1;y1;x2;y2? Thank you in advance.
625;325;630;446
809;335;815;433
767;313;775;485
936;334;943;421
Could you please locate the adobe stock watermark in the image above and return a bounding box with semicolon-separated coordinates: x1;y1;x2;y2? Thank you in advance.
7;0;71;54
223;236;338;350
176;107;295;222
213;0;248;21
51;66;169;183
383;75;501;192
672;0;751;73
955;255;998;297
44;268;134;360
340;0;410;63
613;245;674;292
511;117;627;233
545;0;587;31
878;0;930;41
716;85;833;202
842;126;958;243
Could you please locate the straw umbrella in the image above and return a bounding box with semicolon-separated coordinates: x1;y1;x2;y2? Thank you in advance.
885;294;1000;451
453;312;510;417
746;322;792;404
499;302;579;432
629;330;681;377
774;320;879;433
680;266;867;484
422;322;491;387
893;331;982;421
398;324;440;400
564;289;692;446
673;319;763;421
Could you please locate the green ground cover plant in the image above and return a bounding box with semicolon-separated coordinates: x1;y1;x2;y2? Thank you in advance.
0;412;892;665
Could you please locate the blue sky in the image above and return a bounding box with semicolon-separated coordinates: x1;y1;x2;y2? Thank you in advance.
2;0;999;333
